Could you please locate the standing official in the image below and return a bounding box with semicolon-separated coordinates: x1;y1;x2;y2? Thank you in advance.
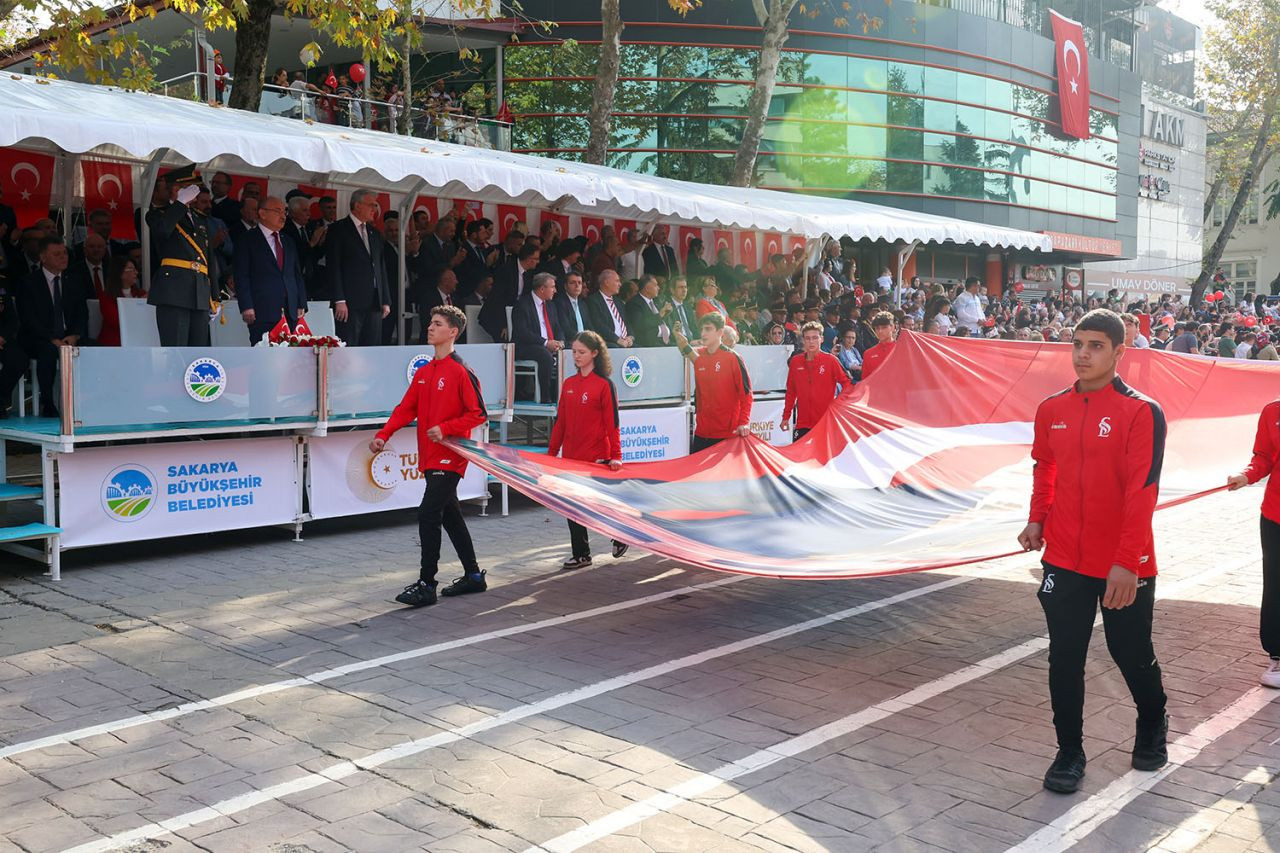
233;196;305;344
674;312;752;452
147;166;213;346
1018;308;1169;794
782;321;847;440
371;306;488;607
550;330;628;569
327;189;390;346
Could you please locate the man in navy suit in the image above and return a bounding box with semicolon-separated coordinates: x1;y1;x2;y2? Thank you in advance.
18;235;88;418
326;189;390;347
512;271;562;402
234;196;305;344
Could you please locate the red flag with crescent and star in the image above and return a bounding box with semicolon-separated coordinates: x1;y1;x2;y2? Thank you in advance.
81;160;136;239
580;216;605;246
614;219;637;246
0;148;55;228
1050;10;1091;140
497;204;527;238
712;230;733;260
763;232;784;260
738;231;759;271
677;226;703;263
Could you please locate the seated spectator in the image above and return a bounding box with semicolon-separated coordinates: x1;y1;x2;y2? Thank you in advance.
512;272;562;401
18;235;88;418
95;256;143;347
694;276;735;330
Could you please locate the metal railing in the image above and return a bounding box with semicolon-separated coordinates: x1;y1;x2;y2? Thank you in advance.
151;72;511;151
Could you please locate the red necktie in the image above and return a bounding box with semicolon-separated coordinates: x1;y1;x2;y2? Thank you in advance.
607;296;628;336
445;293;453;306
541;300;553;340
272;232;284;270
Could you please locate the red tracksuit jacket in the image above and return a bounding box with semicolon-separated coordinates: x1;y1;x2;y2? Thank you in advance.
860;340;895;380
377;353;487;475
1029;376;1166;579
1242;400;1280;523
782;351;846;429
689;346;752;439
550;371;622;462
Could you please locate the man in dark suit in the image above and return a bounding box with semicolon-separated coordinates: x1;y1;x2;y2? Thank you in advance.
642;225;679;281
626;274;671;348
283;193;322;296
209;171;240;230
479;242;541;342
81;209;131;260
415;216;465;309
147;166;213;346
418;268;463;342
663;275;695;343
68;232;110;301
326;188;390;347
539;236;584;282
18;235;88;418
553;270;589;343
512;272;562;402
490;226;525;273
233;196;306;344
585;268;634;348
455;218;496;303
0;282;27;418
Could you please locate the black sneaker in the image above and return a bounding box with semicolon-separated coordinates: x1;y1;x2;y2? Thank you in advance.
612;540;629;558
1043;749;1086;793
1132;714;1169;771
562;556;592;570
394;580;437;608
440;570;487;597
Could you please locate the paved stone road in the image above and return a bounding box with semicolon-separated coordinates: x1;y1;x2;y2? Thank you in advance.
0;487;1278;852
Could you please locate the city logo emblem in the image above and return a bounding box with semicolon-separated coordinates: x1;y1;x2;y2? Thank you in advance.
184;358;226;402
407;353;432;384
101;464;156;522
622;355;643;387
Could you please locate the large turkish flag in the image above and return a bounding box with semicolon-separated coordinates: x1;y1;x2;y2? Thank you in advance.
580;216;605;246
82;160;136;239
497;204;527;238
1050;10;1091;140
0;148;55;228
738;231;759;271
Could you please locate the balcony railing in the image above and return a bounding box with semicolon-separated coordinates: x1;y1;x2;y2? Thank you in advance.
154;73;511;151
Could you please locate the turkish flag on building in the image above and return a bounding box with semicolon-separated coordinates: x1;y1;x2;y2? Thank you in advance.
580;216;605;246
497;204;527;238
0;148;55;228
1050;10;1091;140
738;231;759;271
82;160;136;239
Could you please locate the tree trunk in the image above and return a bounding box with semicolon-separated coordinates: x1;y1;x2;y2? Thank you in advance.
1194;103;1277;303
584;0;623;166
730;0;798;188
1203;169;1226;224
227;0;275;112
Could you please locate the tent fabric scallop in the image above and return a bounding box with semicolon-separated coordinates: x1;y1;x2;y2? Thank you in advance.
0;73;1051;251
450;333;1264;579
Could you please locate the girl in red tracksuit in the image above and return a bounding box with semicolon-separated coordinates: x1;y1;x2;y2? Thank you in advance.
1228;400;1280;688
550;330;628;570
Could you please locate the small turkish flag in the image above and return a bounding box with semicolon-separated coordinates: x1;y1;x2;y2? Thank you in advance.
82;160;136;238
1050;10;1091;140
0;148;55;228
268;312;291;343
294;314;313;336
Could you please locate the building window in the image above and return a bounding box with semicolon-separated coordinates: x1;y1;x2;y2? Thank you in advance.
1222;259;1258;298
1212;184;1260;227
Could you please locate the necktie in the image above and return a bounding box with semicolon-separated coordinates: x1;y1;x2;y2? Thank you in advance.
272;232;284;270
358;222;368;251
52;275;65;337
607;296;628;337
92;265;103;295
444;292;452;306
517;269;525;297
541;300;553;342
572;299;583;331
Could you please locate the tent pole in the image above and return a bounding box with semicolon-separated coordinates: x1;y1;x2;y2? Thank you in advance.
896;239;919;308
58;150;78;241
137;149;170;295
397;178;430;345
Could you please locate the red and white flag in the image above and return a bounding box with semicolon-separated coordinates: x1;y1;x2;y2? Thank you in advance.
0;148;55;228
81;160;136;239
497;204;527;238
712;230;733;259
738;231;758;271
763;232;784;260
580;216;605;245
1050;10;1091;140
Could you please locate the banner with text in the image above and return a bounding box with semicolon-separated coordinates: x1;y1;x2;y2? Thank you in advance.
59;437;300;548
619;406;689;462
748;398;793;447
307;428;489;520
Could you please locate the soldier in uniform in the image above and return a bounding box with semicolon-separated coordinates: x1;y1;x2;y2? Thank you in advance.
147;165;214;346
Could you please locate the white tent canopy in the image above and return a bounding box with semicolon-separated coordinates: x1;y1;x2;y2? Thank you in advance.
0;73;1052;252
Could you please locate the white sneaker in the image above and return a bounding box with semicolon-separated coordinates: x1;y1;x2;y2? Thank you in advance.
1262;659;1280;689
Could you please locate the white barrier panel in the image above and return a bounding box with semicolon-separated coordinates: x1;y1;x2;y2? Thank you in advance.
118;298;161;346
748;398;792;447
58;437;300;548
307;427;488;520
737;344;791;393
618;405;689;462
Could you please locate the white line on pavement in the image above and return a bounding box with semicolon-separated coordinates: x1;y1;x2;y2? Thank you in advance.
0;575;743;763
63;575;975;853
522;560;1246;853
1006;686;1280;853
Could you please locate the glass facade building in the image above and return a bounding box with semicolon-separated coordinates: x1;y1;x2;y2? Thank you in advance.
501;0;1143;259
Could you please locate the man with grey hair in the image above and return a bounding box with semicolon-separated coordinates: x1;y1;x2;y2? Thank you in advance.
282;194;322;294
512;271;562;401
325;188;389;345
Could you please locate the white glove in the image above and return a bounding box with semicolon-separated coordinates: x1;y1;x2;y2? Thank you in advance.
176;185;200;205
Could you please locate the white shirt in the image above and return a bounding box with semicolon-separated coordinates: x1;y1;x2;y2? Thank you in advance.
935;313;954;335
1132;334;1149;349
644;295;670;342
349;214;369;251
532;293;551;341
619;249;643;281
952;291;985;331
42;266;62;303
876;274;893;292
1236;341;1253;359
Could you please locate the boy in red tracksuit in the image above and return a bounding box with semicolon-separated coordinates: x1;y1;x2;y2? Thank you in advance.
859;311;896;380
1228;401;1280;688
782;320;847;441
372;306;488;608
675;311;752;453
1018;308;1169;794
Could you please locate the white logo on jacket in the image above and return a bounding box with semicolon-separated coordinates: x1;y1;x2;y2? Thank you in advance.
581;392;588;404
437;378;445;391
1097;416;1112;437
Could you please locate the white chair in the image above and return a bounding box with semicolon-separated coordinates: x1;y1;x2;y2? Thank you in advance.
465;304;492;344
505;304;541;402
117;298;161;347
305;302;336;337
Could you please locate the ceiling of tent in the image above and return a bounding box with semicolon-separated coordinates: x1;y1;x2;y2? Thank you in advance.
0;73;1053;252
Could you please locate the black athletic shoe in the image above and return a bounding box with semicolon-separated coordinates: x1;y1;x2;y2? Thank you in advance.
1043;749;1086;793
612;540;629;558
1132;714;1169;771
562;556;592;570
394;580;437;608
440;571;487;597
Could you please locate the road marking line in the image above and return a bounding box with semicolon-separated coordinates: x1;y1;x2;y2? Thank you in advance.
63;575;975;853
522;560;1245;853
1006;687;1280;853
0;575;743;762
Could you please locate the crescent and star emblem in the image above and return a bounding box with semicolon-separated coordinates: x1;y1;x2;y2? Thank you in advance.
9;162;41;201
96;172;123;210
1062;39;1081;94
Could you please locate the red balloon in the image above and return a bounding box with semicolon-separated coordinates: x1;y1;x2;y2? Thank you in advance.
1246;317;1258;327
1013;282;1025;293
349;62;366;83
1266;316;1275;325
1215;290;1225;300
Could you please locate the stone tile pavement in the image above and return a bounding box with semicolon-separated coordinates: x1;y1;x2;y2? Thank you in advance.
0;486;1277;852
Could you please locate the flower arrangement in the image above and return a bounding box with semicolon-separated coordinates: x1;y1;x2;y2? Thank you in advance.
272;333;345;348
